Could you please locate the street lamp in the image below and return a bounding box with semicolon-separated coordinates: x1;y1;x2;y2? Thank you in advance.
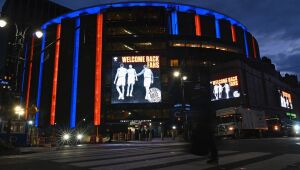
173;71;180;77
173;71;189;140
0;17;43;102
35;30;43;39
0;19;7;28
14;105;24;119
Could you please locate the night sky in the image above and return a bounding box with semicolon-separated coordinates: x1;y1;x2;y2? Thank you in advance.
1;0;299;78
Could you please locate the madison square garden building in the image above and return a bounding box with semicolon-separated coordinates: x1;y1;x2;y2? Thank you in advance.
22;1;298;134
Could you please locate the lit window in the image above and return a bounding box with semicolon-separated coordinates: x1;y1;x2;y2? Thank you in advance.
170;59;179;67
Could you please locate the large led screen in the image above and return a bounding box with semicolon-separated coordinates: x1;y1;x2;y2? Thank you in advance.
279;90;293;109
210;76;240;101
112;56;161;104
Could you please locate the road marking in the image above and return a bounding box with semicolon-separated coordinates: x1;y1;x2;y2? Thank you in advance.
90;154;201;170
156;152;270;170
233;154;300;170
54;148;184;163
70;150;185;167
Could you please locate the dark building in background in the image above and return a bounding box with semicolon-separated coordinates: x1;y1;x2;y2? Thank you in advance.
0;0;71;119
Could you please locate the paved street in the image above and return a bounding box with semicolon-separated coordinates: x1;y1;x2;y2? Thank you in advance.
1;137;300;170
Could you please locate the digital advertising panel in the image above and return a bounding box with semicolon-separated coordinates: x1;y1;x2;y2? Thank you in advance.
112;55;161;104
279;90;293;109
210;76;240;101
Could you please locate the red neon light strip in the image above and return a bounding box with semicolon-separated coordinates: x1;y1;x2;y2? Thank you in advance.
25;36;35;120
231;25;237;43
194;15;201;36
94;13;103;126
50;24;61;125
252;36;257;59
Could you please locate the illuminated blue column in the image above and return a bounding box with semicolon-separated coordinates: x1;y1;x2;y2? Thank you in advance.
243;30;249;58
70;18;80;128
20;43;29;104
215;19;221;39
35;29;46;127
169;10;178;35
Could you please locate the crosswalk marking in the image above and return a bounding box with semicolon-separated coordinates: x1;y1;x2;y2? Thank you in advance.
233;154;300;170
6;144;300;170
54;148;184;163
71;150;185;167
155;152;269;170
36;146;167;160
90;154;200;170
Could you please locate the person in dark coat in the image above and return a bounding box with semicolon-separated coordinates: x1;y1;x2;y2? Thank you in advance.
190;104;218;164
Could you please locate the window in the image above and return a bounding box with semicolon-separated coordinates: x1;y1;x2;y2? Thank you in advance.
170;59;179;67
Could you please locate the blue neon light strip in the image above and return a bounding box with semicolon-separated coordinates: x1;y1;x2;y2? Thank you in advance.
171;11;178;35
244;30;249;58
20;42;29;104
70;18;80;128
215;19;220;39
35;30;46;127
41;2;247;31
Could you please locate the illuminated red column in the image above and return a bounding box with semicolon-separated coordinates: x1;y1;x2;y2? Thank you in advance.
25;36;35;120
194;15;202;36
252;36;257;59
50;24;61;125
231;25;237;43
94;13;103;126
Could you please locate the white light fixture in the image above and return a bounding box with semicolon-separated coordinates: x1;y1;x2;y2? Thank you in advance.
28;120;33;125
0;19;7;28
63;134;70;141
173;71;180;77
172;125;176;130
77;134;83;140
182;76;187;81
35;30;43;38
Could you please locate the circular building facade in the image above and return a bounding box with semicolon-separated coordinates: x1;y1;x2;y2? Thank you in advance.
25;2;260;130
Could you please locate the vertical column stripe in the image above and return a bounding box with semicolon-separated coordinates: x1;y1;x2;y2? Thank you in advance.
231;25;236;43
25;37;34;120
70;18;80;128
171;11;178;35
252;36;257;59
36;30;46;127
244;30;249;58
20;42;29;105
215;19;220;39
50;24;61;125
94;13;103;126
194;15;201;36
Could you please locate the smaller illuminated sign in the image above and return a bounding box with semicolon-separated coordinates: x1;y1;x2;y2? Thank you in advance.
279;90;293;109
210;76;240;101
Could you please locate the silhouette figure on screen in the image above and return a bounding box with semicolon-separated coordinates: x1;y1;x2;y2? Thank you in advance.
114;63;127;100
224;83;230;99
218;84;223;99
137;65;153;101
126;64;138;97
213;84;219;100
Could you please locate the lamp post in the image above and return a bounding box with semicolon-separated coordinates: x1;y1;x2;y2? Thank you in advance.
0;16;43;101
173;70;189;140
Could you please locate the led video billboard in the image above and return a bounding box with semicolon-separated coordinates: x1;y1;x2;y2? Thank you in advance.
210;76;240;101
112;56;161;104
279;90;293;109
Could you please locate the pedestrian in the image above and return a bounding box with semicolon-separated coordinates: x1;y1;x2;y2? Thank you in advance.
190;107;218;165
